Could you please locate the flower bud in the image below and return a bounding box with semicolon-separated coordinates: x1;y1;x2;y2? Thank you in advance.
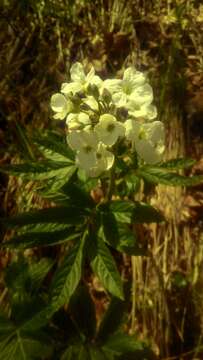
87;83;100;99
102;88;112;104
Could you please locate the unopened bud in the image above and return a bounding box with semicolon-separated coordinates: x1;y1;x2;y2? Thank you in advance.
102;88;112;104
87;84;100;99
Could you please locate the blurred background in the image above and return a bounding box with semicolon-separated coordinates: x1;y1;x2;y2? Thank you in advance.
0;0;203;358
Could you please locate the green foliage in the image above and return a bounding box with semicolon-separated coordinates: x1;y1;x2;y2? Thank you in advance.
50;232;86;311
137;165;203;186
90;236;124;300
1;111;202;359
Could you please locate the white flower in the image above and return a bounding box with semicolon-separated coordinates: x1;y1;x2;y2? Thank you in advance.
61;62;103;95
66;113;91;130
67;129;99;170
102;79;121;94
50;93;73;120
83;96;99;112
125;120;165;164
127;102;157;120
103;67;149;108
127;83;153;106
95;114;125;146
87;143;115;177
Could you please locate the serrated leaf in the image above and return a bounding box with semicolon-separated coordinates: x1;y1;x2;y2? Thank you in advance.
109;200;164;224
62;183;95;209
50;231;86;311
103;332;144;355
97;297;126;342
89;346;108;360
109;201;134;223
138;167;203;186
132;202;164;223
1;206;87;229
61;344;89;360
26;258;54;290
0;162;75;181
0;330;52;360
3;227;80;249
33;132;74;161
0;316;14;337
158;158;196;169
101;213;145;256
68;285;96;339
38;165;77;194
90;237;124;299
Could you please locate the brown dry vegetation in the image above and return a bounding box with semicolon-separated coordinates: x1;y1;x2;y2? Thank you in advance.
0;0;203;358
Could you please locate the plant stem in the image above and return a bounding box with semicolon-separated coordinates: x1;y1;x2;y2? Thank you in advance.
107;166;115;201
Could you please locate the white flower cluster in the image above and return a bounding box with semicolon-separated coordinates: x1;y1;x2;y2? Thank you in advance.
50;63;165;177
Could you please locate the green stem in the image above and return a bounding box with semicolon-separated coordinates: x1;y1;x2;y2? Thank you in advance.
107;166;115;201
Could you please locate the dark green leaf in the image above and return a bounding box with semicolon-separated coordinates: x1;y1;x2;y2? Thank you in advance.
132;202;164;223
0;330;53;360
109;201;134;223
68;285;96;339
61;344;89;360
1;206;87;229
89;346;109;360
103;332;145;355
62;183;95;208
50;231;86;311
3;227;80;249
33;132;74;161
90;237;124;300
109;200;164;224
138;167;203;186
158;158;196;169
0;162;76;181
101;214;146;255
97;297;126;342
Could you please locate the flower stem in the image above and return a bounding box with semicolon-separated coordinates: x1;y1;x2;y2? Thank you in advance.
107;166;115;201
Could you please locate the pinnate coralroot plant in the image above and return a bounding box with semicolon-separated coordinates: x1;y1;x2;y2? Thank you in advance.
0;63;202;359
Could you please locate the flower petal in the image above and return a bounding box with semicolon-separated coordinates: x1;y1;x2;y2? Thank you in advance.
95;114;125;146
123;67;146;86
61;82;82;94
70;62;85;82
102;79;122;94
135;139;164;164
50;93;67;112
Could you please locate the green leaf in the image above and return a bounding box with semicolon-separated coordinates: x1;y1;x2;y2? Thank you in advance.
0;162;76;181
108;200;164;224
158;158;196;169
132;202;164;223
97;297;126;342
50;231;86;311
0;315;14;338
103;332;144;355
61;345;79;360
1;206;87;229
33;131;74;162
138;167;203;186
89;346;109;360
115;223;145;255
109;201;134;223
68;284;96;339
0;329;52;360
90;237;124;300
3;227;81;249
62;182;95;208
25;258;54;291
101;213;145;255
61;344;89;360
